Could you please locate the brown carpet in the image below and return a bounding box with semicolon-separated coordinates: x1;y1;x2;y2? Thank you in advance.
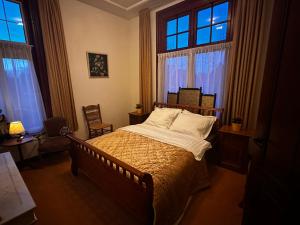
21;153;246;225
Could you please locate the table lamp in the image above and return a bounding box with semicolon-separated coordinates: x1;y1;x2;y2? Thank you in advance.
9;121;25;142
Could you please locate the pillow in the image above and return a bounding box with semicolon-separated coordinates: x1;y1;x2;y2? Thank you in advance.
143;107;182;129
169;111;217;139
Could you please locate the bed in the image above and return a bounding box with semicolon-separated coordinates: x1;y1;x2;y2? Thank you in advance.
67;103;223;225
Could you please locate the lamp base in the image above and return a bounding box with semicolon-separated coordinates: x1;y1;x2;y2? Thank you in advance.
16;135;24;142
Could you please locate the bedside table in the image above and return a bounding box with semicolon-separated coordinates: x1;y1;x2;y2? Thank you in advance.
0;136;34;169
218;125;255;173
128;112;150;125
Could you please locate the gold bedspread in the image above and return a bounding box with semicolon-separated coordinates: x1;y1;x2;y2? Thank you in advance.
87;130;200;225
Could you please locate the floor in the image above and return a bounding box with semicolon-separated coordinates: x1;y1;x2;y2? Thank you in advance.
21;153;246;225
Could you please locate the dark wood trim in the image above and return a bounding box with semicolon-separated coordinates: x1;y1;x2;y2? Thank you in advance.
154;102;224;117
22;0;52;118
242;0;300;223
156;0;233;53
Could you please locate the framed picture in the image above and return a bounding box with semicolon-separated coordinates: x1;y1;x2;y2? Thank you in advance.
87;52;108;77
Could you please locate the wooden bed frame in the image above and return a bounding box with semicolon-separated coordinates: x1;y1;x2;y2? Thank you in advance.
67;103;223;225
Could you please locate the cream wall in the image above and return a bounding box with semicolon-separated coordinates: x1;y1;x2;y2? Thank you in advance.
58;0;181;139
128;17;140;111
59;0;139;139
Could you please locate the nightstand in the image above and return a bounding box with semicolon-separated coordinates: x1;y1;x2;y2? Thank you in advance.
218;125;255;173
0;136;34;169
128;112;150;125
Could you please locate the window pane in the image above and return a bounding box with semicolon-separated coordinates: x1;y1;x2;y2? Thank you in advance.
194;51;226;108
166;56;188;93
177;32;188;48
8;22;26;43
2;58;45;133
4;0;22;23
0;1;5;20
213;2;228;24
197;27;210;45
167;19;177;35
178;15;189;33
167;35;176;50
212;22;227;42
0;20;9;41
197;8;211;27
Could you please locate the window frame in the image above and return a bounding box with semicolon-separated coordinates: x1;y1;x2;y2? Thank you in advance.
165;12;192;51
156;0;234;54
0;0;28;43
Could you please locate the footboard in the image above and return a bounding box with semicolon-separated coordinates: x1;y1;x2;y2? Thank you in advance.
67;135;154;225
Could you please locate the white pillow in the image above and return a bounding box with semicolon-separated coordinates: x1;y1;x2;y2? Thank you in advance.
169;112;217;139
143;107;182;129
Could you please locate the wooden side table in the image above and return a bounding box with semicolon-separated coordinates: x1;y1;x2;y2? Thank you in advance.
218;125;255;173
0;136;34;168
128;112;150;125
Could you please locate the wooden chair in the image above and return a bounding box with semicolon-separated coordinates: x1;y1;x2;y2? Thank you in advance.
200;93;217;115
82;104;113;139
178;87;202;113
167;91;178;105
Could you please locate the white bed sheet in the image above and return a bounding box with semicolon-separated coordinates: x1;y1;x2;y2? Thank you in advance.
120;124;212;161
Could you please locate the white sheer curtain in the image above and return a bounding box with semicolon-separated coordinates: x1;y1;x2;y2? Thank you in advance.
158;43;231;107
0;41;45;133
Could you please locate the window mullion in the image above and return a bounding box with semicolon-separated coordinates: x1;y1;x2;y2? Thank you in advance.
210;4;214;43
176;18;178;49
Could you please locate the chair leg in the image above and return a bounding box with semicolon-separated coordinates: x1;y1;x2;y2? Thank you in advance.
88;129;92;139
110;124;113;132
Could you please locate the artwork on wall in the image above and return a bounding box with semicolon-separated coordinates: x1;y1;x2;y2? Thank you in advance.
87;52;109;77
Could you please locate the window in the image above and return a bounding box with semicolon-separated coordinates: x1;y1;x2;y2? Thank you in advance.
157;0;232;53
0;1;45;133
158;44;230;107
166;15;190;51
0;0;26;43
156;1;233;108
197;2;229;45
0;57;45;133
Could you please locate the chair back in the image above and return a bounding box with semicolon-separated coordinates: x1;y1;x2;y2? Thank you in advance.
167;92;178;105
0;114;8;142
44;117;67;137
82;104;102;128
178;87;202;113
200;93;217;115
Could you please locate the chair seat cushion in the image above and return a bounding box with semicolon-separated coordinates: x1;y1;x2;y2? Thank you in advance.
39;136;71;153
89;122;112;130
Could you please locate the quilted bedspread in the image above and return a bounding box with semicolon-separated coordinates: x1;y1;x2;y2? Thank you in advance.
87;129;200;225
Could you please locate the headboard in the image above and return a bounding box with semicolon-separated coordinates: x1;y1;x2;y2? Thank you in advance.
154;102;223;119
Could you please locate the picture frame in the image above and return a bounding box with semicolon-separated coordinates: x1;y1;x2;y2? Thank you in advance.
87;52;109;77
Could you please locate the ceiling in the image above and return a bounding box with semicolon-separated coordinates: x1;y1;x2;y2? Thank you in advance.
78;0;178;19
